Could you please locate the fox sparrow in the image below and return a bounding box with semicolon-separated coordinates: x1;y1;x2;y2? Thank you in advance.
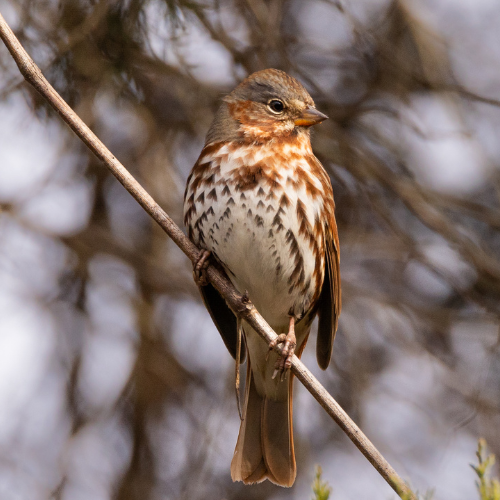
183;69;341;487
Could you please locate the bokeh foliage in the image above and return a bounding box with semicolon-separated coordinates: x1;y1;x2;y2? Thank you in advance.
1;0;500;499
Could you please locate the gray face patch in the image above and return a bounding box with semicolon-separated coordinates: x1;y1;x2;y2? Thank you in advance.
230;69;315;108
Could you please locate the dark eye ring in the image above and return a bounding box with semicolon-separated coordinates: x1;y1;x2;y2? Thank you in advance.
268;99;285;113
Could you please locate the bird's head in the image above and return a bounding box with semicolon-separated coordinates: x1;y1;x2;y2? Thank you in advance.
206;69;328;145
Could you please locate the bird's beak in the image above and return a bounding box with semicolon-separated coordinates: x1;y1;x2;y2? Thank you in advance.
294;106;328;127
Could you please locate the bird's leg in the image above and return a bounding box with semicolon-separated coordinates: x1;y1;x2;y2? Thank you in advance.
235;317;244;421
193;250;211;286
270;316;296;380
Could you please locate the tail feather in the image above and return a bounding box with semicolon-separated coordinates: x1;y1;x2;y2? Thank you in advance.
230;364;264;481
262;395;296;486
230;362;296;487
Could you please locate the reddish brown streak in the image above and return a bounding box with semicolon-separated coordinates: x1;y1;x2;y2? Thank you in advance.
185;137;335;304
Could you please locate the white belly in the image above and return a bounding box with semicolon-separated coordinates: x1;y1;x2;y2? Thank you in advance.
188;179;321;328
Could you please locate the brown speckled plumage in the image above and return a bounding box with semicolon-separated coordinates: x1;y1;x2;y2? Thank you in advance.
183;69;341;487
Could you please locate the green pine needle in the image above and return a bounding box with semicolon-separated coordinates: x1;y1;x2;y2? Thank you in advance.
312;466;332;500
471;439;500;500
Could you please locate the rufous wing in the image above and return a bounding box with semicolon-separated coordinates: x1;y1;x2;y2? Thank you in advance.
316;211;341;370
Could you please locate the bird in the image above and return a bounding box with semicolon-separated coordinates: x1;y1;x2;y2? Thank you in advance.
183;68;341;487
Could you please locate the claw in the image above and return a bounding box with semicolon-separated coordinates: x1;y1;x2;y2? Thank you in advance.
193;250;211;286
267;333;286;361
269;317;296;381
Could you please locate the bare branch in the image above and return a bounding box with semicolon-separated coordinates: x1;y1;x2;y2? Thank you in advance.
0;12;415;499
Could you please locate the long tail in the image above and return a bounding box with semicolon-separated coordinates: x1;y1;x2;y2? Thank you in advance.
230;360;296;487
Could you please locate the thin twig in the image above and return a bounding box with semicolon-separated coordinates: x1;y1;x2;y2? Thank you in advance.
0;12;415;499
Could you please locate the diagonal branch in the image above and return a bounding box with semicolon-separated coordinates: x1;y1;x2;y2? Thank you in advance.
0;12;415;499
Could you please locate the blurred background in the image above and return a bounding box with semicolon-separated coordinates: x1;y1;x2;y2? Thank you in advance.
1;0;500;498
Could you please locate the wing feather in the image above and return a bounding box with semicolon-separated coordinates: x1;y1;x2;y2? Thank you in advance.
199;283;246;362
316;201;341;370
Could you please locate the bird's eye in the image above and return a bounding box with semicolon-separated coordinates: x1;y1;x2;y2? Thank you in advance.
268;99;285;114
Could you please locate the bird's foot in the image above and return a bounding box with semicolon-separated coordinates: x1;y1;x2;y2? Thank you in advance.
193;250;211;286
270;317;296;381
